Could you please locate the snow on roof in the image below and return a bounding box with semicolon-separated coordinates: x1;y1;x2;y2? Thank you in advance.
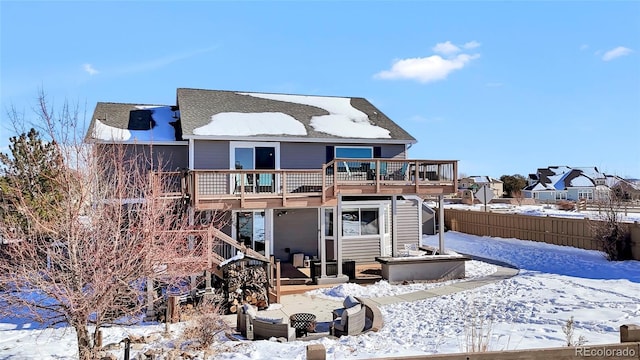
574;167;603;179
548;166;572;175
530;182;554;191
193;112;307;136
240;92;391;139
92;106;177;142
568;175;595;187
468;176;501;183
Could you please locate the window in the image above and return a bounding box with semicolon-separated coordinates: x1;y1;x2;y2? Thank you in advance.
334;146;373;174
342;208;379;236
324;209;334;237
335;146;373;159
578;189;593;200
555;191;567;200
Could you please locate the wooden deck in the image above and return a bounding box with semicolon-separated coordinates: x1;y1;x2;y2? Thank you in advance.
161;158;458;210
279;263;383;295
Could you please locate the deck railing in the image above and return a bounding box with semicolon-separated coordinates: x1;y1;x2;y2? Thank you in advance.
171;158;457;207
166;227;270;271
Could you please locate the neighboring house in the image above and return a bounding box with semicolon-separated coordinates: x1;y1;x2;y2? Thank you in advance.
458;176;504;199
522;166;604;202
605;176;640;201
85;88;458;284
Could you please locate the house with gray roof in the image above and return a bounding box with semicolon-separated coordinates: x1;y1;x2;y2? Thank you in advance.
85;88;458;285
523;166;604;202
458;176;504;199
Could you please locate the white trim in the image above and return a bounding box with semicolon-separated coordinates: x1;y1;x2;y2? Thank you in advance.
188;138;194;169
89;140;188;146
265;209;273;259
229;141;281;170
184;134;416;145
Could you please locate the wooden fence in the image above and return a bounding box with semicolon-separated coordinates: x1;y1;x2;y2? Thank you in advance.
444;209;640;260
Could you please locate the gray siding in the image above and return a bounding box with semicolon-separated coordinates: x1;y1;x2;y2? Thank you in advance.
342;237;381;263
190;141;406;170
273;208;318;262
422;203;436;235
280;142;407;169
280;143;327;169
193;140;229;169
116;144;188;171
380;144;406;159
395;199;420;253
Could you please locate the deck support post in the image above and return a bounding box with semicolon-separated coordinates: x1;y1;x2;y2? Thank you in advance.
336;195;343;276
438;195;445;255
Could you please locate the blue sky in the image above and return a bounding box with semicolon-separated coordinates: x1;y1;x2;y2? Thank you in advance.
1;1;639;178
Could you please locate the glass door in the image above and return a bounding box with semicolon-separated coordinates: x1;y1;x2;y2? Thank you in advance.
255;147;275;192
231;142;279;193
236;211;266;255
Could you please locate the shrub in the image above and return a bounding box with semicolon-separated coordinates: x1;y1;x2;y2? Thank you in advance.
556;201;576;211
591;194;633;261
562;316;587;346
180;298;229;349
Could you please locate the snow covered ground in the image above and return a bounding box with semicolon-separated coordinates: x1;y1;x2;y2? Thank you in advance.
445;202;640;223
1;231;639;359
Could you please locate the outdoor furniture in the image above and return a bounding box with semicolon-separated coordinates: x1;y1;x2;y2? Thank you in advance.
330;296;366;337
289;312;317;338
236;304;296;341
252;317;296;341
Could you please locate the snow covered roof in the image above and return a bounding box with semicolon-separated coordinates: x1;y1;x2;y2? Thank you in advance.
86;88;417;145
86;103;181;143
527;166;599;191
466;176;502;184
177;88;415;142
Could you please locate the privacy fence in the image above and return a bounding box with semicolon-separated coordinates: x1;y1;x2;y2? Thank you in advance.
444;209;640;260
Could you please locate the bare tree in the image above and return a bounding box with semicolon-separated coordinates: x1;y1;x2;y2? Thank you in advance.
590;190;632;261
0;93;205;359
511;190;525;206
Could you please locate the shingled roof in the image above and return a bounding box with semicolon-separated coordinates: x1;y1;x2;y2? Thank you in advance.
86;88;417;144
176;88;416;143
86;102;180;143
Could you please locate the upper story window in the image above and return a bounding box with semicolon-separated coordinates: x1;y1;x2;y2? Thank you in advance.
335;146;373;159
578;189;593;200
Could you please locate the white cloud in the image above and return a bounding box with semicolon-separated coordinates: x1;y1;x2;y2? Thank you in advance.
432;41;460;55
82;63;99;75
376;40;481;84
579;44;589;51
602;46;633;61
375;53;480;84
463;41;481;50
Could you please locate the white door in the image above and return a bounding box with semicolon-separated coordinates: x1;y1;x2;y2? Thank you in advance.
381;203;392;256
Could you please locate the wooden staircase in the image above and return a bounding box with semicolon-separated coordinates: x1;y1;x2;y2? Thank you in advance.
168;227;281;303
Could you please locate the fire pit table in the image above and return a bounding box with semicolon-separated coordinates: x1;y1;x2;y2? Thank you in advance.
289;312;317;338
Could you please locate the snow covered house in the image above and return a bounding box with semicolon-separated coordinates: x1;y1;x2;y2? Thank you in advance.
458;176;504;198
84;88;458;285
522;166;605;202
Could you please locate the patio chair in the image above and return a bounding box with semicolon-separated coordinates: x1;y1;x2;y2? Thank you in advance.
237;304;296;341
387;162;408;181
330;296;366;336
